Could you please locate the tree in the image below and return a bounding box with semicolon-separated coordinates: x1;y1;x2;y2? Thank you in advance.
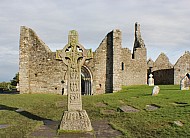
0;82;11;90
10;72;19;86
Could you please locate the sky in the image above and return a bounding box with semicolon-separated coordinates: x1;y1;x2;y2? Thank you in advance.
0;0;190;82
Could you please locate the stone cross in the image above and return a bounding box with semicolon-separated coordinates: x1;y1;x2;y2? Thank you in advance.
58;30;93;131
148;74;154;86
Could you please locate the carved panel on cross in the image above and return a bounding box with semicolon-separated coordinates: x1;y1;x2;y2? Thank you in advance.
69;93;80;104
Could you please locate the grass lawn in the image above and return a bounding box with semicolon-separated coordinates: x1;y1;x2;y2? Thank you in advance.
0;85;190;137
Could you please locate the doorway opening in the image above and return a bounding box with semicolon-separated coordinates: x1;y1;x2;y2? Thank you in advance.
81;66;92;95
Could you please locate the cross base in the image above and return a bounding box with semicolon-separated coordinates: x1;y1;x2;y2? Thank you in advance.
60;110;93;132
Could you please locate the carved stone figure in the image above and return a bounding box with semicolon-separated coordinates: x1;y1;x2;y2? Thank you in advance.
59;30;93;131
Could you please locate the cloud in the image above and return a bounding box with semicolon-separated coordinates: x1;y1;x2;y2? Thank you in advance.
0;0;190;81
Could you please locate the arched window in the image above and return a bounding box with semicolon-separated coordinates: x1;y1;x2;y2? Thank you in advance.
121;62;124;70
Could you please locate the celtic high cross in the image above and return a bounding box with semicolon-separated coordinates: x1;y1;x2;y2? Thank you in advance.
57;30;93;131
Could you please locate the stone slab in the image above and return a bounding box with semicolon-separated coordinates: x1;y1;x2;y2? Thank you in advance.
118;105;140;113
146;104;160;111
0;124;10;129
101;109;116;115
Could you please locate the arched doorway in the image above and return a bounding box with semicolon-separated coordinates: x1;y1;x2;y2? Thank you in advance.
81;66;92;95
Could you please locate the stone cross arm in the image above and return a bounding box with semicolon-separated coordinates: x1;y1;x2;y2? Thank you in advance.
55;32;93;65
85;49;93;60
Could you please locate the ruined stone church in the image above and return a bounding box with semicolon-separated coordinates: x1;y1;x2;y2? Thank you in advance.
19;22;147;95
19;22;190;95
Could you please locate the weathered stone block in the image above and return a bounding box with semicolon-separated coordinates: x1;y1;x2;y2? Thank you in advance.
60;110;92;131
152;86;160;96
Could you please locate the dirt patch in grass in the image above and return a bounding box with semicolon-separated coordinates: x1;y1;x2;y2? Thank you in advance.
95;102;107;107
101;109;116;115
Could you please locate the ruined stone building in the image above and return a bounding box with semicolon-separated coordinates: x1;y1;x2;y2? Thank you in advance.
19;22;190;95
19;22;147;95
147;51;190;85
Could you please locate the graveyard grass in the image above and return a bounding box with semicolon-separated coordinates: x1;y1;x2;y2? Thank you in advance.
0;85;190;137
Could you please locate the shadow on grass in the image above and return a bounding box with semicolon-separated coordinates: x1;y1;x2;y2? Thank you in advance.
160;88;180;90
141;93;152;96
0;104;56;127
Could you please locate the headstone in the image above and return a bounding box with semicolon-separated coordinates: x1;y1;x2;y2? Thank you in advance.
148;74;154;86
58;30;93;132
180;73;190;90
174;121;183;127
152;86;160;96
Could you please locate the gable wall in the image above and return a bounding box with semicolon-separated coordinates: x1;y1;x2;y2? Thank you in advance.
19;27;68;94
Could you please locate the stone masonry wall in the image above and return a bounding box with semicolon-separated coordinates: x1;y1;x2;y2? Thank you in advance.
105;32;113;93
112;30;122;92
93;37;107;94
19;26;68;94
135;54;148;84
174;51;190;84
147;51;190;85
92;30;123;94
152;53;173;71
20;25;190;95
93;30;124;93
127;22;147;85
150;53;174;85
121;48;147;86
121;48;132;86
19;23;148;95
19;27;30;93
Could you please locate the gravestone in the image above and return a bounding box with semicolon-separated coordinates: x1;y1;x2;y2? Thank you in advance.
152;86;160;96
148;74;154;86
180;73;190;90
118;105;140;113
174;121;183;127
58;30;93;131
